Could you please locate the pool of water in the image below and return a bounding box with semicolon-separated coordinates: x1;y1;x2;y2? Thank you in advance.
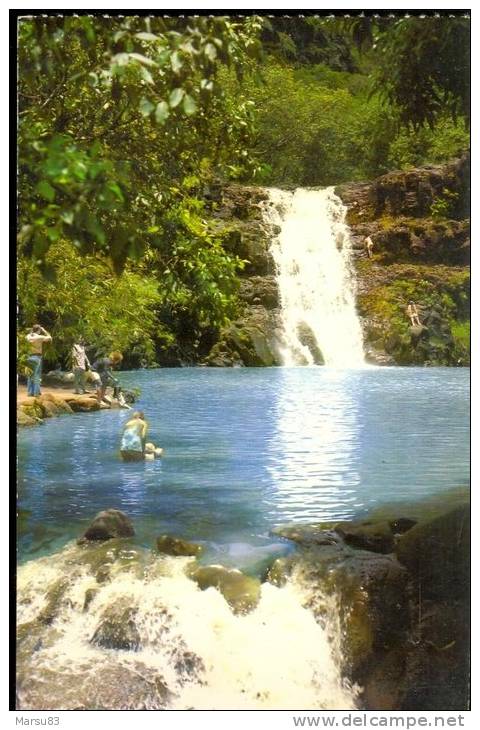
17;367;470;569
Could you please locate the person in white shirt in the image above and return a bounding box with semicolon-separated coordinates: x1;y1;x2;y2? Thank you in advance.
72;338;91;394
25;325;52;396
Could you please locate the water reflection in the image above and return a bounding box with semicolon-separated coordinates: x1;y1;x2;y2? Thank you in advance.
17;367;469;567
265;368;361;522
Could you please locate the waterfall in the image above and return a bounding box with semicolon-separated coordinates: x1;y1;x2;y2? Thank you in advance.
16;544;358;710
263;187;365;367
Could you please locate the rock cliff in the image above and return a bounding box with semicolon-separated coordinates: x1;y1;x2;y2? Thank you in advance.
203;156;469;367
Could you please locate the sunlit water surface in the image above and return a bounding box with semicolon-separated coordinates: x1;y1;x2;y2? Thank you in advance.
17;367;469;570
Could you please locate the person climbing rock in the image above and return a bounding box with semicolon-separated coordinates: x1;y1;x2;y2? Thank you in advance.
25;324;52;396
365;235;374;259
71;337;91;394
91;351;123;403
407;300;422;327
120;411;148;462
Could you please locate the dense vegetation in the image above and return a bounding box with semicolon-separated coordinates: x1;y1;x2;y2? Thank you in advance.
17;14;470;369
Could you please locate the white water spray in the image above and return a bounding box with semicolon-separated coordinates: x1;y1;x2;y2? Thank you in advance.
17;545;358;710
263;188;365;367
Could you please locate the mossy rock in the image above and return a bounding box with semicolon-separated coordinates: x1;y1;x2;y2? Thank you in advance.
156;534;203;557
187;564;261;614
17;409;39;427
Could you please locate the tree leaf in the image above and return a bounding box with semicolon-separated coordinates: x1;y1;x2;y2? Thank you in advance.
135;32;160;42
170;51;183;73
155;101;170;124
129;52;158;67
139;97;155;117
35;181;56;202
204;42;217;62
169;87;185;108
183;94;197;116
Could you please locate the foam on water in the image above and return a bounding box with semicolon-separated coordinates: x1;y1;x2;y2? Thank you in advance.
17;545;358;710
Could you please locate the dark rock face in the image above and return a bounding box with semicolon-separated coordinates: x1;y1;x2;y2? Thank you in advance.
337;156;470;366
79;509;135;543
396;505;470;601
205;306;283;367
272;504;469;710
156;534;203;557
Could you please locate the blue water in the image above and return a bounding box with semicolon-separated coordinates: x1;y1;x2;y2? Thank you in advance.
17;367;470;569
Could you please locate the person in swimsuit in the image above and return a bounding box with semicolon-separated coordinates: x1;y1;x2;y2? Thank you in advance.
406;300;421;327
120;411;148;462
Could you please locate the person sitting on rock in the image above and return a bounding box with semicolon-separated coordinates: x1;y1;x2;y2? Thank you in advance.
91;351;123;403
120;411;148;462
364;235;374;259
407;300;422;327
25;324;52;397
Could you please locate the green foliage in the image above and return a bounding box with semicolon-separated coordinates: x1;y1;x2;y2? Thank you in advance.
430;189;460;220
18;15;263;270
340;16;470;129
18;240;165;365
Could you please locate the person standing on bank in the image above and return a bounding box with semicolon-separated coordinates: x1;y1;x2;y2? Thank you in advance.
72;338;91;394
25;325;52;396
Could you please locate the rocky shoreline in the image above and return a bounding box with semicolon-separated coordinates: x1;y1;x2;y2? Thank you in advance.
17;384;137;427
16;502;470;710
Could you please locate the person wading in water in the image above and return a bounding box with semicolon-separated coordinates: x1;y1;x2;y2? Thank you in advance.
25;324;52;396
120;411;148;462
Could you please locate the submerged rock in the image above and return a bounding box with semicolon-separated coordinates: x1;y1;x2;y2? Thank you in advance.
78;509;135;543
188;564;261;614
156;534;203;557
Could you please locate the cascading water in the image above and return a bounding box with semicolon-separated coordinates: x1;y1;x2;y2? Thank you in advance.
16;544;359;710
263;188;365;367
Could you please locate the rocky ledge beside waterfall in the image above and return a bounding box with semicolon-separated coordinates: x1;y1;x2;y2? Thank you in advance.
199;155;469;368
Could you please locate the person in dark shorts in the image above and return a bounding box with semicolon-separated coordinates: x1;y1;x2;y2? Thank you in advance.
91;351;123;403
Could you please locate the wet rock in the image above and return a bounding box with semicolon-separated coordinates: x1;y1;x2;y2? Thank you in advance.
90;602;141;651
395;505;470;601
264;556;295;587
83;588;99;611
239;276;279;309
272;524;341;548
334;520;395;554
188;564;261;614
78;509;135;543
205;306;282;367
362;649;407;710
37;578;70;626
156;534;203;557
68;396;100;413
18;661;171;710
389;518;417;535
17;409;39;427
172;649;206;684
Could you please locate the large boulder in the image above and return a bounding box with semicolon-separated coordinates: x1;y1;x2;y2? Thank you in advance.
188;564;261;614
395;504;470;601
78;509;135;543
17;409;39;427
156;534;203;557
